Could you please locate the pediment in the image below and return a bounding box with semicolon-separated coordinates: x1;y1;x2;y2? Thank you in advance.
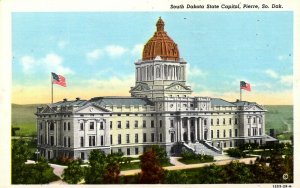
166;83;191;91
244;104;264;111
40;105;57;114
130;83;150;92
75;103;110;113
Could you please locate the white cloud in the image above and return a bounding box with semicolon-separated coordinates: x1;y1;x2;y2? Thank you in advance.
187;65;206;77
105;45;128;57
20;56;35;74
280;75;293;86
58;41;68;49
265;69;278;79
131;44;143;55
19;53;74;75
86;49;103;60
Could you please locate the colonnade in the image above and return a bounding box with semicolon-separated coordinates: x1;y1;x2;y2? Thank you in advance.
136;64;186;81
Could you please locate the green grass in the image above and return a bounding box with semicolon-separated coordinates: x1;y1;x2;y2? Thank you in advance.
178;158;214;164
12;103;43;136
265;105;293;134
120;161;173;171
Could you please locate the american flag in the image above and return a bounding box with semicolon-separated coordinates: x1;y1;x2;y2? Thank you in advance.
52;72;66;87
240;81;250;91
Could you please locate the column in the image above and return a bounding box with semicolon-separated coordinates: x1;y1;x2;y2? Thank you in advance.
46;121;49;144
84;120;87;147
195;118;198;142
104;119;109;146
207;119;211;140
187;118;191;143
201;118;205;140
181;118;184;142
96;119;99;146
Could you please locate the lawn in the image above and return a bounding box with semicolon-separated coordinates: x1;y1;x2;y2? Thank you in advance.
120;161;173;171
12;103;43;136
178;158;214;164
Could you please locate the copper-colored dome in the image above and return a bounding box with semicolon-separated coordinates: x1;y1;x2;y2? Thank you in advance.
142;17;180;61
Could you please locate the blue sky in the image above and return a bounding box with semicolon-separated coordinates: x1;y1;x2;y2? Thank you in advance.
12;12;293;104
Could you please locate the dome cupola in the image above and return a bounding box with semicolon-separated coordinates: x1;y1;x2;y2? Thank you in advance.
142;17;180;61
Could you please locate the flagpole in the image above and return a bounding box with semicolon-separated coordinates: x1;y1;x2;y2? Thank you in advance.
51;73;53;104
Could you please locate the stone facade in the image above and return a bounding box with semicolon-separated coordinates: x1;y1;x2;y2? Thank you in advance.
36;18;267;160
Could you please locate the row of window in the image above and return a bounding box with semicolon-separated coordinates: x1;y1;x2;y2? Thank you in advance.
39;122;72;131
210;118;238;126
211;129;238;139
248;128;262;136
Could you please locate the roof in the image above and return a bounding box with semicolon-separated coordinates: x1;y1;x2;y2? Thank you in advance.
90;97;154;106
211;98;235;106
49;97;154;108
232;101;257;106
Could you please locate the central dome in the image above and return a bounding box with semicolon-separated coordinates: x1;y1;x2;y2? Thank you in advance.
142;17;180;61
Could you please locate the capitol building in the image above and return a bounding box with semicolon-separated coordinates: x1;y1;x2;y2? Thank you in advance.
36;18;268;160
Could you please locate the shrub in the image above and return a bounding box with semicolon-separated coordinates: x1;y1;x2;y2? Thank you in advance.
62;160;84;184
226;148;246;158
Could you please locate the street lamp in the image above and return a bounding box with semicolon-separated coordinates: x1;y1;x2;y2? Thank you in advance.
35;149;40;162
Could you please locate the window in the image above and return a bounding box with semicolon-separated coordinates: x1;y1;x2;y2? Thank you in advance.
259;117;262;124
211;119;213;125
126;121;130;129
229;118;232;125
230;141;232;147
224;142;226;148
50;123;54;131
143;133;147;142
127;148;130;155
40;135;43;144
235;129;238;137
50;136;54;146
143;120;146;128
118;134;122;144
118;149;122;153
259;128;262;135
151;133;155;142
68;122;71;131
223;118;225;125
100;122;104;129
253;117;256;123
230;129;232;137
204;119;207;126
89;136;95;146
90;122;95;130
170;120;174;128
110;121;112;129
100;135;104;146
68;137;71;147
248;118;251;124
64;122;66;131
80;137;84;147
171;133;174;142
126;134;130;143
80;123;84;130
159;120;162;128
235;118;238;125
217;130;219;138
81;152;85;160
135;134;138;143
135;148;139;155
223;130;226;137
211;130;213;138
134;120;138;128
248;128;251;136
159;133;163;142
110;135;112;144
117;121;121;129
217;119;219;125
64;137;67;147
151;120;155;128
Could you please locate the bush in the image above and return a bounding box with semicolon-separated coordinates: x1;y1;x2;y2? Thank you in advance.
180;151;214;164
62;160;84;184
226;148;246;158
147;145;170;164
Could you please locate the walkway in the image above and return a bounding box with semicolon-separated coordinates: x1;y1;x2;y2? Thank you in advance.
120;157;257;176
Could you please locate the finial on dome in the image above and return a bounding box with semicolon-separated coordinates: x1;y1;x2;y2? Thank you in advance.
156;17;164;31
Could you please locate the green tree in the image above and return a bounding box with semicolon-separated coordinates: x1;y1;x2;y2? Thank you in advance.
164;170;188;184
84;150;106;184
147;145;169;165
62;160;84;184
138;150;164;184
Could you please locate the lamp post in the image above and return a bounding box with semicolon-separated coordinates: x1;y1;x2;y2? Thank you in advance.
35;149;40;162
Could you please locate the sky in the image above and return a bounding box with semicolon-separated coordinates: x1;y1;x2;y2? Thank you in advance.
12;12;293;105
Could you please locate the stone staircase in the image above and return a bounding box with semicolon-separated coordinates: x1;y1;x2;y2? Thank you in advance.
187;141;222;157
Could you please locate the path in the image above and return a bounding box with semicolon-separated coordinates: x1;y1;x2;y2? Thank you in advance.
120;157;257;176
